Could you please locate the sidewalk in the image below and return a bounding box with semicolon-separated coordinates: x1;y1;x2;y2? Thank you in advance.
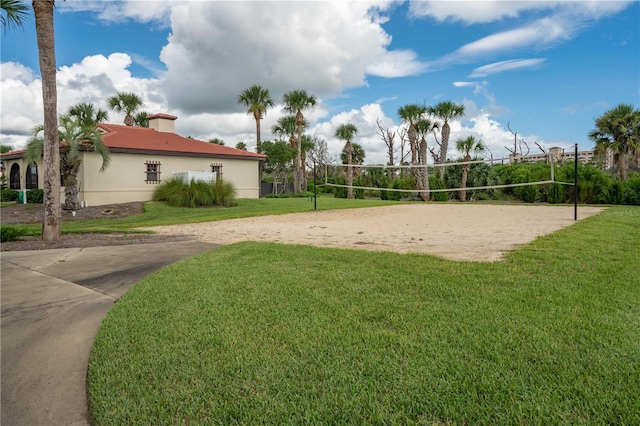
1;241;216;425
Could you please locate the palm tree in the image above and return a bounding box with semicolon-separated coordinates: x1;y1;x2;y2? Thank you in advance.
235;141;247;151
25;115;110;210
272;115;307;149
589;104;640;180
414;118;439;200
208;138;225;146
335;123;358;199
283;90;316;192
1;0;29;31
33;0;60;241
238;85;274;152
398;104;428;199
107;92;143;126
427;101;465;168
133;111;150;127
455;135;485;201
68;102;108;126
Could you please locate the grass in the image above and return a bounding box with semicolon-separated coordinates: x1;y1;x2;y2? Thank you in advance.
0;196;402;236
88;205;640;425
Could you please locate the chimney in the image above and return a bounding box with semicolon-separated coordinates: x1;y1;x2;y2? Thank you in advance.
147;113;177;133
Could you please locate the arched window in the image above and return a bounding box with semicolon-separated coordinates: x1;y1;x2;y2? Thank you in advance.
9;163;20;189
25;164;38;189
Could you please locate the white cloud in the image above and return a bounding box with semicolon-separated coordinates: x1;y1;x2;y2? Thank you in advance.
60;0;173;26
408;0;632;24
159;1;422;114
469;58;546;78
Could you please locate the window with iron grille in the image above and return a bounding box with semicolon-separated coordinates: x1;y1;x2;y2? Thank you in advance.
211;163;223;179
145;161;161;183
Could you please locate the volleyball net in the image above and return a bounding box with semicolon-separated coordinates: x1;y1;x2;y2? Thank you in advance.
316;155;576;199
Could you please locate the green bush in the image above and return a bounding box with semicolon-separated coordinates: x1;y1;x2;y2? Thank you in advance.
332;176;348;199
27;189;44;204
429;176;448;201
153;177;236;208
1;189;19;202
547;183;566;204
516;185;538;203
0;225;29;242
622;174;640;205
265;191;313;199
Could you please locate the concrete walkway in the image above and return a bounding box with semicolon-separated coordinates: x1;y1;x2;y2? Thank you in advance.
1;241;216;426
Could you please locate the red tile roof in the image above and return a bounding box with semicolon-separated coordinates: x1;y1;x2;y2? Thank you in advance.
97;123;266;160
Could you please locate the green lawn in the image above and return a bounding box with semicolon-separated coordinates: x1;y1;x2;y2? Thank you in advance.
88;205;640;424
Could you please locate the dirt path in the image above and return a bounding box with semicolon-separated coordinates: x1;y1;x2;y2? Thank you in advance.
143;204;605;261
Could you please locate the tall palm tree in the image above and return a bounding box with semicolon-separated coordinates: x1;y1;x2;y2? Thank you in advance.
414;118;439;200
133;111;150;127
238;85;274;152
33;0;60;241
335;123;358;199
283;89;316;192
25;115;111;210
1;0;29;31
589;104;640;181
272;115;305;149
455;135;485;201
428;101;465;168
398;104;428;199
107;91;143;126
68;102;108;126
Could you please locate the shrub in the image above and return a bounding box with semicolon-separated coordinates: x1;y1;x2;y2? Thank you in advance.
429;176;448;201
265;191;313;199
332;176;348;199
1;189;18;202
27;189;44;204
622;174;640;205
153;176;236;208
547;183;565;204
0;226;29;242
516;185;538;203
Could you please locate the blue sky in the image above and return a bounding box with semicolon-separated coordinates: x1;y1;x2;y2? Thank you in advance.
1;1;638;164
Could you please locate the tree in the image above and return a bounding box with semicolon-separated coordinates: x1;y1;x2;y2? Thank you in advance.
107;92;143;126
260;140;296;193
25;115;110;210
272;115;304;149
589;104;640;181
414;118;439;200
1;144;13;153
68;102;108;126
33;0;60;241
455;135;485;201
1;0;29;32
428;101;465;168
335;123;358;199
235;141;247;151
209;138;225;146
238;85;274;152
283;90;316;192
398;104;428;199
133;111;150;127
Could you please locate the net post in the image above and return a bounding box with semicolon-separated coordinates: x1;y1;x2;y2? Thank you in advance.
313;160;317;211
574;144;578;221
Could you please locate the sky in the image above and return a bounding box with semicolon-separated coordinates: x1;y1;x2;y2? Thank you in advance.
1;0;639;165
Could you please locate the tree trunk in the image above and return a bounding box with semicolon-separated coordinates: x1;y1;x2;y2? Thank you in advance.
419;138;429;201
460;155;470;201
437;121;450;176
294;112;303;193
33;0;61;242
346;141;354;199
254;113;261;152
62;162;81;210
618;152;628;181
124;114;134;126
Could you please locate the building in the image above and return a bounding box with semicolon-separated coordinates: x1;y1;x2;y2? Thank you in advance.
0;114;266;206
509;146;613;168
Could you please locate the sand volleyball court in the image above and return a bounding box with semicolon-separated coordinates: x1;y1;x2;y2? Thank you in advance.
144;204;604;261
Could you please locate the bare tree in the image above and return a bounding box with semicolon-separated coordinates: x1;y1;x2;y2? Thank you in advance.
376;118;396;178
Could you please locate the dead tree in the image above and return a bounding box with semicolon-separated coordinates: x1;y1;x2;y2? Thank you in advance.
376;118;396;179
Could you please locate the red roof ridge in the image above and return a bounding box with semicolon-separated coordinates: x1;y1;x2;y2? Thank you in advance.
147;113;177;120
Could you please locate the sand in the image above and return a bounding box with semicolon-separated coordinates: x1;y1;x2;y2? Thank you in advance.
144;204;605;262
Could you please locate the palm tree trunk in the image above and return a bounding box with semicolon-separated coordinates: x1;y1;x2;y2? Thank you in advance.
295;112;303;193
460;157;470;201
419;138;429;201
255;115;261;152
62;163;81;210
437;121;450;176
346;141;354;199
618;152;628;181
33;0;61;242
124;114;134;126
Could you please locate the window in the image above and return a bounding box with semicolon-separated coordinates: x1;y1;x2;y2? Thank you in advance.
211;163;223;180
9;163;20;189
145;161;161;183
26;164;38;189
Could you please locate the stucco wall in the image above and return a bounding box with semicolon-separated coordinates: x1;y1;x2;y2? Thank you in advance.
79;152;261;206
